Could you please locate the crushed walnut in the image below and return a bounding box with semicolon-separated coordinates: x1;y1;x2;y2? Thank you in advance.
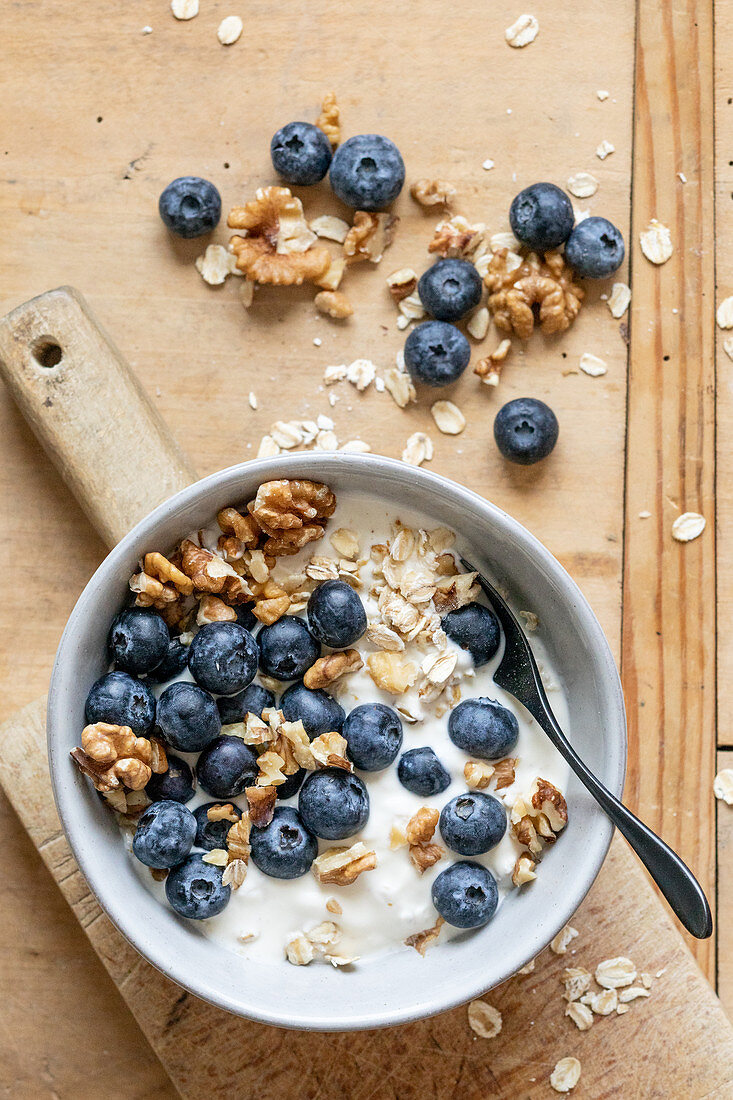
410;179;457;207
71;724;167;793
304;648;363;689
315;90;340;148
343;212;398;264
486;249;584;339
312;842;377;886
404;915;444;955
228;187;331;285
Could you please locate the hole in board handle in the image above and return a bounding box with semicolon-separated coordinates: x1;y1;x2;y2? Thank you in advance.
32;339;63;369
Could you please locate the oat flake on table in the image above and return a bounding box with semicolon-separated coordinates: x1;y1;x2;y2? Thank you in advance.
550;1057;581;1094
640;219;673;264
607;282;631;318
671;511;706;542
171;0;198;19
579;352;607;377
217;15;243;44
567;172;598;198
716;296;733;329
430;401;466;435
550;925;578;954
714;768;733;805
596;140;615;160
505;14;539;47
467;999;502;1038
402;432;434;467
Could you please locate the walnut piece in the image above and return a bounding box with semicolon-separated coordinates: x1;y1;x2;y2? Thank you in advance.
410;179;457;207
246;784;277;827
366;651;417;694
512;854;537;886
428;215;486;258
312;842;377;885
228;187;331;285
142;551;194;594
217;506;260;547
486;249;584;339
310;731;352;771
71;723;167;792
251;579;291;623
433;571;480;613
226;814;252;863
196;594;237;624
386;267;418;301
530;776;568;832
404;915;444;955
207;803;240;823
464;760;495;789
304;649;363;689
344;212;398;264
405;806;444;873
249;479;336;538
493;757;517;791
314;290;353;319
315;90;340;148
474;338;512;387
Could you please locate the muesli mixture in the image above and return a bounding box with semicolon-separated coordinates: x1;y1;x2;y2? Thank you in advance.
71;477;569;966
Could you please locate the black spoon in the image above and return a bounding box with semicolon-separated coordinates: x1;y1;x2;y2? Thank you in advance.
461;557;713;940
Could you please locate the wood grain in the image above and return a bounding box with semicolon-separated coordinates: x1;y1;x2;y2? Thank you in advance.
622;0;717;977
3;697;732;1100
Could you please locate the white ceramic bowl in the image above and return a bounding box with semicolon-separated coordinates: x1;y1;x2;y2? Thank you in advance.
48;454;626;1030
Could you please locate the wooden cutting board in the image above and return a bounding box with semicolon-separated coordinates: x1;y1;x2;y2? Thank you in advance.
0;288;731;1099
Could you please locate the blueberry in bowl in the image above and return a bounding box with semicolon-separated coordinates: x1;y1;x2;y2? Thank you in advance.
155;681;221;753
270;121;333;186
298;767;369;840
329;134;405;211
404;321;471;387
217;682;276;726
397;746;451;796
280;681;345;736
108;607;170;675
145;753;196;803
439;792;507;856
442;602;501;667
565;216;625;279
494;397;559;466
509;182;574;252
343;703;403;771
448;698;519;760
193;801;242;852
132;800;197;869
249;806;318;879
85;671;156;736
188;622;259;696
145;638;189;684
196;735;259;799
307;580;367;648
431;861;499;929
417;259;483;322
165;854;231;919
257;616;320;681
158;176;221;239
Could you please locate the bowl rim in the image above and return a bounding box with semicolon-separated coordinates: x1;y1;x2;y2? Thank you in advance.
47;453;627;1030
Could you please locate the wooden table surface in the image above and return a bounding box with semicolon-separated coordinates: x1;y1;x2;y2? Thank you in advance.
0;0;729;1094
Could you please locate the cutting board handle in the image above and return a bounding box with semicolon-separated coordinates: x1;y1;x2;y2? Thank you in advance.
0;287;196;547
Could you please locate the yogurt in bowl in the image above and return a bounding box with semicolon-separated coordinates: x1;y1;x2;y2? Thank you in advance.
48;454;625;1029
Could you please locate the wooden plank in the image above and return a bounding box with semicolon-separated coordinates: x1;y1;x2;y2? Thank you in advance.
717;751;733;1014
3;698;732;1100
622;0;716;977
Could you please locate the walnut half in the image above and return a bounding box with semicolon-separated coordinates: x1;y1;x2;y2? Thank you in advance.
228;187;332;285
72;723;167;792
486;249;584;339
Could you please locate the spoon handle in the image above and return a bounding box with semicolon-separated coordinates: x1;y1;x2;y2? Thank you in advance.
530;706;713;940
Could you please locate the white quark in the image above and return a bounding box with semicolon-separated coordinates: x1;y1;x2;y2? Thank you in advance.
131;492;570;966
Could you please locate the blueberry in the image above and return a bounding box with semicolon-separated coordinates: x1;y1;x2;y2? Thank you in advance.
343;703;403;771
145;754;196;803
108;607;170;675
193;801;241;851
442;602;501;667
85;671;156;736
417;259;483;322
270;121;333;186
509;182;574;252
257;616;320;682
439;792;507;855
188;622;258;695
397;747;451;797
494;397;559;466
145;638;189;684
298;767;369;840
158;176;221;239
431;860;499;929
329;134;405;211
156;681;221;752
404;321;471;387
307;580;367;649
448;697;519;760
196;735;259;798
280;682;345;736
249;806;318;879
217;682;276;726
165;853;231;919
234;604;258;631
565;216;625;279
132;800;196;869
276;768;306;800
